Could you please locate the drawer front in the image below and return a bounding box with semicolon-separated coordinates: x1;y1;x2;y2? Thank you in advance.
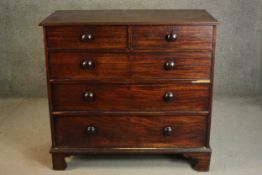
130;52;211;79
55;116;207;148
46;26;127;49
49;52;211;80
132;26;212;50
52;84;209;111
49;52;129;79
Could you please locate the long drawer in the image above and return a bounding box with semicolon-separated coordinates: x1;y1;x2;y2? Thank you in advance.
55;115;207;148
49;52;211;80
52;83;210;111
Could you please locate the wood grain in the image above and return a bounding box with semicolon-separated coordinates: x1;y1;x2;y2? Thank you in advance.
49;52;129;79
54;115;207;148
132;26;213;50
39;10;218;26
40;10;218;171
130;52;211;79
52;154;67;170
46;26;127;49
184;152;211;171
49;52;211;80
52;83;210;111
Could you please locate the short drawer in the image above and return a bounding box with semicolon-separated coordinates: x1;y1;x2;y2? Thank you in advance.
130;52;211;79
55;115;207;148
52;83;210;112
132;26;213;50
46;26;127;49
49;52;129;79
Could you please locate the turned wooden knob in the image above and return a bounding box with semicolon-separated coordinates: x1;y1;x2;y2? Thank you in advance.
163;126;173;135
166;33;177;42
164;60;175;70
86;126;96;134
163;92;175;102
83;92;95;102
81;33;93;41
81;60;95;69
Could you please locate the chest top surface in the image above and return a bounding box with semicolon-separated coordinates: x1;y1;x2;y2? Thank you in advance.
39;10;218;26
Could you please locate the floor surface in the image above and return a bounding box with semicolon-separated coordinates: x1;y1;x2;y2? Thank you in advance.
0;97;261;175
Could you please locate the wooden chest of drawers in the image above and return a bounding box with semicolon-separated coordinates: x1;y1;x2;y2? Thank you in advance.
39;10;218;171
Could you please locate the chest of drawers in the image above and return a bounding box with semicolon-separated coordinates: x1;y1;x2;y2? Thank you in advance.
39;10;218;171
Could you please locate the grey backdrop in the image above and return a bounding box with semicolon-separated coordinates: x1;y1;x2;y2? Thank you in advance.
0;0;261;97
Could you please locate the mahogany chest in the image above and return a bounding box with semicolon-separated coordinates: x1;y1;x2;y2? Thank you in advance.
39;10;218;171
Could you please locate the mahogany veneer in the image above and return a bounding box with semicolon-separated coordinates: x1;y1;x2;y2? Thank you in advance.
55;116;207;148
52;83;210;111
40;10;218;171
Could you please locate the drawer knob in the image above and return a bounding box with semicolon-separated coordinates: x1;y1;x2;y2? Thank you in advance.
81;33;93;41
166;33;177;42
163;92;175;102
86;126;96;134
83;92;95;101
163;126;173;135
81;60;94;69
164;60;175;70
